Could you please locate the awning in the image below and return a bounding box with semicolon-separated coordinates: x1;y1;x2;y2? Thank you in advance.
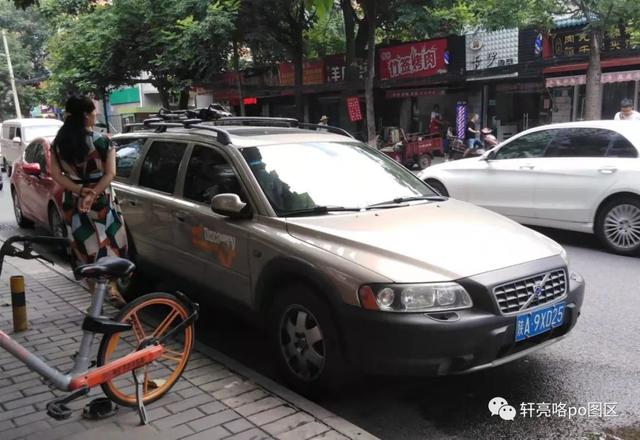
546;69;640;88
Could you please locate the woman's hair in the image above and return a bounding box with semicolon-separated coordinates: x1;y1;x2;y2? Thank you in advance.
52;96;95;164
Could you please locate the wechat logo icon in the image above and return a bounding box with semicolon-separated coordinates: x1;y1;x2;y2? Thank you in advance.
488;397;516;421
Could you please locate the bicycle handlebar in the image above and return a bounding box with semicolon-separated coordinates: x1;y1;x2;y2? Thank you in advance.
0;235;69;278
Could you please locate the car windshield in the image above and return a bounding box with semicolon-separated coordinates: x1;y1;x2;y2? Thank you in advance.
241;142;438;216
23;125;62;142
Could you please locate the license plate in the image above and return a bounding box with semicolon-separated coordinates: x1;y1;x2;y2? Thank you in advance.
515;302;565;342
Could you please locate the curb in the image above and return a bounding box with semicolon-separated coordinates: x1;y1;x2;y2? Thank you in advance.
0;236;378;440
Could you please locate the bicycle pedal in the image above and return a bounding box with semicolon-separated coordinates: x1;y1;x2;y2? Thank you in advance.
46;387;89;421
47;402;72;420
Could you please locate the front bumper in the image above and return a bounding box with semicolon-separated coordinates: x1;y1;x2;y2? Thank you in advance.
338;257;585;376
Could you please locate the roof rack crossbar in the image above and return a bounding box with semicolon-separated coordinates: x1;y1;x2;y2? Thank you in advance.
140;119;231;144
298;123;355;138
214;117;299;127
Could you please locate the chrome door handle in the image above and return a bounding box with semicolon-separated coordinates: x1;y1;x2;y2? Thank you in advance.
520;165;535;170
598;167;617;174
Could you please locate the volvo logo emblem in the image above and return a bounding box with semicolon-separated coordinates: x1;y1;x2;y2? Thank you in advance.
533;282;544;297
519;272;551;311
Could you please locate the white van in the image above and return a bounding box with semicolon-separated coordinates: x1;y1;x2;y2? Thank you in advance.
1;118;63;175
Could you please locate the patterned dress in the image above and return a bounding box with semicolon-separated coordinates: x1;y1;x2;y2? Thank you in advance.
55;131;128;266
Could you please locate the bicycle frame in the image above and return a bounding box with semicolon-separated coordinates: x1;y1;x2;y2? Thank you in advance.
0;236;166;392
0;277;165;392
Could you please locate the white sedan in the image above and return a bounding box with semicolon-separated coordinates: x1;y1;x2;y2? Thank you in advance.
418;120;640;256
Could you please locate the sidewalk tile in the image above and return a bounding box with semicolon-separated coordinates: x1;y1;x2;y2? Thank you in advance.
187;408;240;432
247;405;297;426
277;421;330;440
183;425;230;440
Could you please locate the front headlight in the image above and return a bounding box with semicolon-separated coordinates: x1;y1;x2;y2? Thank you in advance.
358;282;473;313
559;248;569;266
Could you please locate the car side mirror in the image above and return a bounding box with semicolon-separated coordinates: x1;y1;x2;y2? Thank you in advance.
211;193;252;219
23;162;41;175
12;136;21;144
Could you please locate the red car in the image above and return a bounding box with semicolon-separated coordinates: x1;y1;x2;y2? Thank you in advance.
10;137;66;238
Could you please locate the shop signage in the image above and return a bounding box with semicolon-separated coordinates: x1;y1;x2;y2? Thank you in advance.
378;38;448;81
465;28;519;71
279;59;325;86
385;88;445;99
243;97;257;105
347;96;363;122
324;54;367;83
546;70;640;88
550;28;633;57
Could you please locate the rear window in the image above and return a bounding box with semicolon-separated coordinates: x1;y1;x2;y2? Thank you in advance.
114;137;147;179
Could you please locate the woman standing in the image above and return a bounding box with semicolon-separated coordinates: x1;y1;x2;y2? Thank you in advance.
50;96;128;306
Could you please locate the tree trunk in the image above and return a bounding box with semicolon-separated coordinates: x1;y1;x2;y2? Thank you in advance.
584;28;603;120
293;5;305;122
233;38;245;116
341;0;358;82
156;83;171;109
363;0;376;145
178;87;190;109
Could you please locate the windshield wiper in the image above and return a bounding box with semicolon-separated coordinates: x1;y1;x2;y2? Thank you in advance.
366;195;447;208
282;206;363;217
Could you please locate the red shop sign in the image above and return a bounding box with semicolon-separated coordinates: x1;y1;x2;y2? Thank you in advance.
347;96;363;122
378;38;448;81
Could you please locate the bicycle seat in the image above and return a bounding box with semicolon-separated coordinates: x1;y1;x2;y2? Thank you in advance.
74;257;135;280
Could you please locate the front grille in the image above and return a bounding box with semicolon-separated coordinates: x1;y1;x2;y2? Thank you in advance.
493;269;567;314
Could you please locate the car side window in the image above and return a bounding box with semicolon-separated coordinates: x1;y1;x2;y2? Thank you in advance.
24;142;38;163
15;127;21;139
8;126;15;139
606;133;638;158
544;128;611;158
138;141;187;194
495;130;554;160
183;145;247;204
113;137;146;179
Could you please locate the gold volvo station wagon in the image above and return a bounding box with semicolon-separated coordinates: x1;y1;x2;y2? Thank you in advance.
112;116;585;393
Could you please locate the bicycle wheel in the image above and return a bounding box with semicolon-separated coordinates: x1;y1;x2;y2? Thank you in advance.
97;292;195;407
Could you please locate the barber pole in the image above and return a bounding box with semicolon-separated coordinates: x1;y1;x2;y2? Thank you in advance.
455;102;467;140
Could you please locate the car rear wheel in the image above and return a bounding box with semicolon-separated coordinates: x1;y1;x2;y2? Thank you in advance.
12;188;33;228
596;196;640;256
268;284;347;396
48;205;67;240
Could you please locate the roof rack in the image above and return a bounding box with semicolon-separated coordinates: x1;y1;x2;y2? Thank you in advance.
211;117;354;138
141;118;231;144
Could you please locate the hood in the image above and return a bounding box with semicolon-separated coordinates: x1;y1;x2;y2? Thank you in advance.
417;157;481;179
286;199;563;282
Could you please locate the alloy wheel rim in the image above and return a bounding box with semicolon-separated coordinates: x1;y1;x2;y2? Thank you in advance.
604;204;640;249
13;193;22;224
51;210;66;239
279;305;325;381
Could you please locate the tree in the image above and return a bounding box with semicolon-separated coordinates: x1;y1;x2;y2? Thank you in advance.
239;0;315;121
435;0;640;120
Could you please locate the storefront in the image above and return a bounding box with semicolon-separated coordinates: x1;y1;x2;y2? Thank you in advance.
543;23;640;121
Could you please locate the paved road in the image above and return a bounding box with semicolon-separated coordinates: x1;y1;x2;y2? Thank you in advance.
1;172;638;440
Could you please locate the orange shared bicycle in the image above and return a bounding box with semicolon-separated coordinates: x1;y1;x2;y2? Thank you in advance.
0;235;199;424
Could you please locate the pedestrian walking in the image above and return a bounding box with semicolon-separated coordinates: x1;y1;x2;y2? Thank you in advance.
614;98;640;120
466;113;482;150
49;96;128;307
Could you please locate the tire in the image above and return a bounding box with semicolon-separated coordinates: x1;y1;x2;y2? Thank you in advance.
268;284;348;396
97;292;195;407
418;154;432;170
425;179;449;197
48;205;67;240
595;196;640;256
12;187;33;228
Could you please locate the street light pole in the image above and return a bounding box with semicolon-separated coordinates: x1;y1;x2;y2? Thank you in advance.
2;29;22;119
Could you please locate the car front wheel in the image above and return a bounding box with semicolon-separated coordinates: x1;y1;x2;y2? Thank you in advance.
268;284;347;396
596;196;640;256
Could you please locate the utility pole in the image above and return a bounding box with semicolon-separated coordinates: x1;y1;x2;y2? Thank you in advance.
2;29;22;119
